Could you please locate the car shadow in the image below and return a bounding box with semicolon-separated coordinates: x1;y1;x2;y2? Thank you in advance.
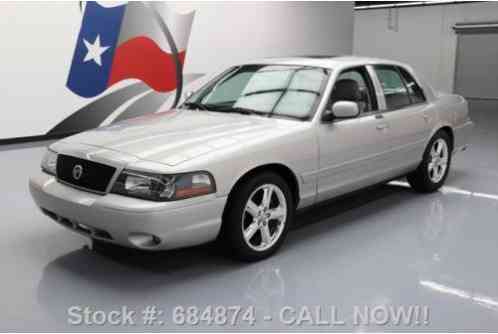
293;181;410;229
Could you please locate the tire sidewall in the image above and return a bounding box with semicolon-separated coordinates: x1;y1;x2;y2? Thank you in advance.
420;131;452;191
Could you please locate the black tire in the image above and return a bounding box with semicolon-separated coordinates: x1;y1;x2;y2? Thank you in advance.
407;130;452;193
221;172;295;262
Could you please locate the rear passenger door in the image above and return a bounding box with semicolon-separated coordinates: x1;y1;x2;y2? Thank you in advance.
371;65;432;173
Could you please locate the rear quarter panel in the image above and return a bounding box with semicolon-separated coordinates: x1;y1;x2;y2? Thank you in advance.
430;93;472;151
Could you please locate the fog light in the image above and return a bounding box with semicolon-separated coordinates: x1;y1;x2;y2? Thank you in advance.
128;233;161;248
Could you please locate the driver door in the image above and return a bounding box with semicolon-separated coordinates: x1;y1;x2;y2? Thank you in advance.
317;66;392;201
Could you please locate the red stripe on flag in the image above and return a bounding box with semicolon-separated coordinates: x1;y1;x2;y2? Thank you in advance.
108;36;186;92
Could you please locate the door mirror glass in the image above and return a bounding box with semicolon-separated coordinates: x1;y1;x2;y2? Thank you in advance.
323;101;360;121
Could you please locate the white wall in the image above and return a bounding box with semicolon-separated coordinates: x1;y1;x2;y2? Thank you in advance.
0;1;353;140
179;1;354;75
353;2;498;93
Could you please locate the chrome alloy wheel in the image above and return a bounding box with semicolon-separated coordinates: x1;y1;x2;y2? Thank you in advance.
242;184;287;252
428;138;449;183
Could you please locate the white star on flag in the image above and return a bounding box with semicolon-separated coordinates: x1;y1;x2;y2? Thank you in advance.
83;35;110;66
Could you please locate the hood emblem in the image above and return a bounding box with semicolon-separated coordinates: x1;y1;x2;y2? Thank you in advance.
72;165;83;180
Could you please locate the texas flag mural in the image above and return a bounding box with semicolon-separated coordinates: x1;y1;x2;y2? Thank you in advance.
67;1;194;99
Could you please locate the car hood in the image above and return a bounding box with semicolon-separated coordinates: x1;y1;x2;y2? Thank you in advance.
61;109;299;166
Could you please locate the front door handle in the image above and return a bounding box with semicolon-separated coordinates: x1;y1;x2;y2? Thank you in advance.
376;123;389;130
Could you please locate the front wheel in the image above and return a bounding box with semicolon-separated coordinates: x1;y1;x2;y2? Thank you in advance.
222;172;294;261
407;130;452;193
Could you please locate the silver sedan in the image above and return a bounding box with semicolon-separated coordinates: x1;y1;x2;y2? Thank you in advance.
29;56;473;261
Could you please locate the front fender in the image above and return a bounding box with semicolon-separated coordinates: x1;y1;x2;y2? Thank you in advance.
179;127;318;208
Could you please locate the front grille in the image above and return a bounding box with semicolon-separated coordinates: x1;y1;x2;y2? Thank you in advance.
56;154;116;193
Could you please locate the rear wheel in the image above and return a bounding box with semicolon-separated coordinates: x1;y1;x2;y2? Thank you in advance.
407;130;452;193
222;172;294;261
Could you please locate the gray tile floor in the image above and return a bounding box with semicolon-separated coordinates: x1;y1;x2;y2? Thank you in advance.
1;100;497;331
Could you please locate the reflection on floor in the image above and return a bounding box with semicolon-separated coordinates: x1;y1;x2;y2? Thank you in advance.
0;99;497;331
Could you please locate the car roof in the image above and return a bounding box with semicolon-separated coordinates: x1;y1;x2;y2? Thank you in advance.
242;55;409;70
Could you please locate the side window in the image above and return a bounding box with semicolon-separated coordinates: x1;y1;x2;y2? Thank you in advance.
328;67;377;114
398;67;426;104
374;66;411;110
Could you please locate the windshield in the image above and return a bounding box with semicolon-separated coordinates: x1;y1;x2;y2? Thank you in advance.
182;64;329;120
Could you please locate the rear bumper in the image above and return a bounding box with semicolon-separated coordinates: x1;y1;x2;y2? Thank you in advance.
29;171;227;250
453;120;473;153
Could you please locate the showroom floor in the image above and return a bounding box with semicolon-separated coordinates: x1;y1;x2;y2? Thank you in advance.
1;100;497;331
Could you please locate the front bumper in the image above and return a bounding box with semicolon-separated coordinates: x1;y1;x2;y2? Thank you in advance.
29;171;227;250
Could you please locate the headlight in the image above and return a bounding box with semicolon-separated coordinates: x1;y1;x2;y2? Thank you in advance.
111;170;216;201
41;149;58;176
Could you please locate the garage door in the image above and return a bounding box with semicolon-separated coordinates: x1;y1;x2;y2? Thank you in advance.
454;22;498;100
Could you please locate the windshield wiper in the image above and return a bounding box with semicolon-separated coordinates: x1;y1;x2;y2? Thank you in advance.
204;104;263;116
224;106;260;115
181;102;208;110
183;101;263;116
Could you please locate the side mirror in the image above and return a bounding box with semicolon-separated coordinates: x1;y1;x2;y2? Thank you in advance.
323;101;360;121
